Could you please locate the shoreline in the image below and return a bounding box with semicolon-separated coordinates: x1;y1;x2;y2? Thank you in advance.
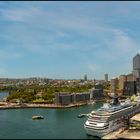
0;101;92;110
0;99;105;110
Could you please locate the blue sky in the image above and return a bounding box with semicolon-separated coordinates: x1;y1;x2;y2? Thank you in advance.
0;1;140;79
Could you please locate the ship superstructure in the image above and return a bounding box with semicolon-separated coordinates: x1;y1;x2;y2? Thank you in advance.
84;94;140;137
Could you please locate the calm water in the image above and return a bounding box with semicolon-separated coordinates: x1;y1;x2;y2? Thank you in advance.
0;102;103;139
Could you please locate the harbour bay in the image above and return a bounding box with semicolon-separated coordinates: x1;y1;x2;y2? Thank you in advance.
0;102;102;139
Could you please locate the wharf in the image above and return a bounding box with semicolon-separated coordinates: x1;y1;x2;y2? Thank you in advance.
102;129;140;139
102;127;125;139
117;130;140;139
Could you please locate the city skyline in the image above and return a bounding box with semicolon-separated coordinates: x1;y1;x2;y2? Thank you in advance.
0;1;140;79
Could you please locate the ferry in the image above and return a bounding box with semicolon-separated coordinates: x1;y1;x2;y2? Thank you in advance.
84;93;140;137
77;114;89;118
32;115;44;120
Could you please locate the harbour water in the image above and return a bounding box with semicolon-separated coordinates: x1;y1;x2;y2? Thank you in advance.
0;101;103;139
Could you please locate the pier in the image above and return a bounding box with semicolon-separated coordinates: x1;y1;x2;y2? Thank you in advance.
102;127;125;139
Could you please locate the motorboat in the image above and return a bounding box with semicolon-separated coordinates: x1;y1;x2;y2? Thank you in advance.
32;115;44;120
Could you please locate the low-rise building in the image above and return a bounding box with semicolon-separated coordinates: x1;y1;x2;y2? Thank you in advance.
95;83;103;90
55;92;91;105
92;89;105;100
75;93;90;102
92;83;105;100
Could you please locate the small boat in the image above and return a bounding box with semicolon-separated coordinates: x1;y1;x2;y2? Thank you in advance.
32;115;44;120
77;114;89;118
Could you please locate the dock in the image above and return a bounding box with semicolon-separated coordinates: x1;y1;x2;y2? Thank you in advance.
117;130;140;139
102;127;125;139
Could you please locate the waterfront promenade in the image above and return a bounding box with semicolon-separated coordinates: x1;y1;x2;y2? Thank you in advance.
117;130;140;139
102;128;140;139
0;101;89;110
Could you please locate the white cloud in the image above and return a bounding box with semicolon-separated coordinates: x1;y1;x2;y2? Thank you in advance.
0;4;138;58
87;63;100;72
0;2;140;79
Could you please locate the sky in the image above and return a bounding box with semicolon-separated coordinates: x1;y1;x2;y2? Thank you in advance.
0;1;140;80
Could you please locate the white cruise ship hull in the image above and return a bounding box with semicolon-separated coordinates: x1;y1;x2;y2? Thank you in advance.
84;127;110;137
84;119;125;137
84;94;140;138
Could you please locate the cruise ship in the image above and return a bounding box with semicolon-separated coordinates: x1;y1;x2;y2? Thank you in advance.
84;94;140;137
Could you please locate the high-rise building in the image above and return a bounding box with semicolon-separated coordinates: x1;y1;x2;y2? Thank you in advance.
124;74;136;96
136;78;140;93
84;74;87;81
132;53;140;93
105;73;108;82
133;53;140;78
126;73;136;81
119;75;126;91
110;77;118;93
116;54;140;96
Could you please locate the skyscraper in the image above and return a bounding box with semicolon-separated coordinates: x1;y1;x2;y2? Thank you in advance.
132;53;140;93
119;54;140;95
84;74;87;81
110;77;118;93
133;53;140;78
105;73;108;82
119;75;126;91
124;74;136;96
